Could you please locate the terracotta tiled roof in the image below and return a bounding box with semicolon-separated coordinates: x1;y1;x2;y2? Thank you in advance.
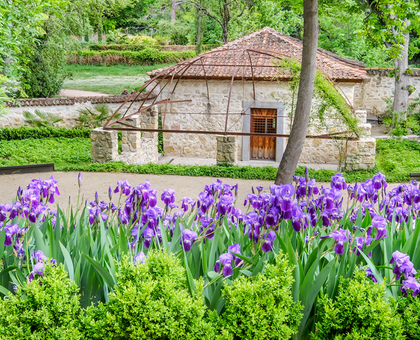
149;27;367;82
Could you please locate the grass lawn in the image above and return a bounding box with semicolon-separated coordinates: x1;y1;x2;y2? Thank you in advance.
62;64;174;95
1;137;418;183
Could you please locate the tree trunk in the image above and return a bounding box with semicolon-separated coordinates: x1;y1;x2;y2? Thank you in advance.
196;13;203;54
171;0;176;22
393;29;410;120
275;0;319;184
222;25;229;44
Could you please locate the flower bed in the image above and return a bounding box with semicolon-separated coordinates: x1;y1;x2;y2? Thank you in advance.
0;171;420;339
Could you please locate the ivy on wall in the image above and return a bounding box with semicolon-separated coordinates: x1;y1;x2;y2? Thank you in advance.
276;58;360;135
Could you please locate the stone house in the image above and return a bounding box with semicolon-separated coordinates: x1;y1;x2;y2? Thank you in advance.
147;27;375;170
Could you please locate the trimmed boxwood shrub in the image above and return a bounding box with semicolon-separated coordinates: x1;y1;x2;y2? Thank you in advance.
0;264;83;340
397;295;420;340
0;126;91;140
213;254;302;339
83;251;215;339
70;48;196;66
312;270;404;340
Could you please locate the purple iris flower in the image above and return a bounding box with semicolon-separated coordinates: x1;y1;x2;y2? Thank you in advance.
390;251;417;280
142;228;155;249
366;268;377;282
372;172;387;190
214;253;234;277
353;236;372;256
4;224;20;246
262;231;276;253
227;243;243;267
322;228;349;255
134;251;147;265
371;215;387;240
29;262;45;281
401;276;420;297
114;180;131;196
33;250;47;263
180;229;197;252
244;212;259;226
331;173;347;191
265;208;279;227
181;197;195;212
217;195;235;216
161;189;175;206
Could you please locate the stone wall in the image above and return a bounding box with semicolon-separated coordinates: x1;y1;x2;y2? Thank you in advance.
159;79;372;169
1;94;156;128
354;68;420;115
90;107;159;165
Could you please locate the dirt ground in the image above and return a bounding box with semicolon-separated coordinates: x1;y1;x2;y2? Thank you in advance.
0;171;401;209
59;89;109;97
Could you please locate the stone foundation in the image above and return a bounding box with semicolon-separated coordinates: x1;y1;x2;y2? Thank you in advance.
216;136;237;165
91;128;118;163
140;107;159;163
90;107;159;165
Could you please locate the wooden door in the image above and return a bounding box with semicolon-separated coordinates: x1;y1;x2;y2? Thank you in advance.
250;108;276;160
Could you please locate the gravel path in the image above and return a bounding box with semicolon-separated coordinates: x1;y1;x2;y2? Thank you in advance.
60;89;109;97
0;171;401;208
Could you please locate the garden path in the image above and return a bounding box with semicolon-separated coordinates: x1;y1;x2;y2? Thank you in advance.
0;171;401;208
59;89;110;97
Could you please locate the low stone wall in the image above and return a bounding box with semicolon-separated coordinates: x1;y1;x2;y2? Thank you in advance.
1;94;156;128
91;107;159;165
354;68;420;115
216;137;237;165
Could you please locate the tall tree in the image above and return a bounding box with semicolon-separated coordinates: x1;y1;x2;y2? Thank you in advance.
275;0;319;184
185;0;251;43
171;0;177;21
86;0;132;42
365;0;420;118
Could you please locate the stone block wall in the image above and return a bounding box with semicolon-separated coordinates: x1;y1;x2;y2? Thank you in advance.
1;94;156;128
345;137;376;170
91;128;118;163
216;136;237;164
140;107;159;163
90;107;159;165
354;68;420;115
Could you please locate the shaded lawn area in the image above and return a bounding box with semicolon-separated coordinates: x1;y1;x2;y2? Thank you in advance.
62;64;174;95
0;138;417;183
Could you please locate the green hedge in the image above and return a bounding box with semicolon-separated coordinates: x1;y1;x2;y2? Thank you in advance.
0;127;91;140
70;48;197;65
86;44;220;52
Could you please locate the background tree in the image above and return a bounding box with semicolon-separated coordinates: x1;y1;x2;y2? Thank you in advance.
85;0;132;42
364;0;420;119
21;1;86;98
185;0;253;43
275;0;319;184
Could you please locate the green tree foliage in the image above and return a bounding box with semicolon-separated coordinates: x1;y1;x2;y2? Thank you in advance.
83;251;215;339
312;270;405;340
214;254;302;340
21;1;86;98
0;264;83;340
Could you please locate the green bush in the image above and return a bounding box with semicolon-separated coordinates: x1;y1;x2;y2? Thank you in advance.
214;254;302;340
312;270;404;340
70;49;196;65
84;251;214;339
0;264;83;340
0;126;91;140
396;295;420;340
87;43;218;52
